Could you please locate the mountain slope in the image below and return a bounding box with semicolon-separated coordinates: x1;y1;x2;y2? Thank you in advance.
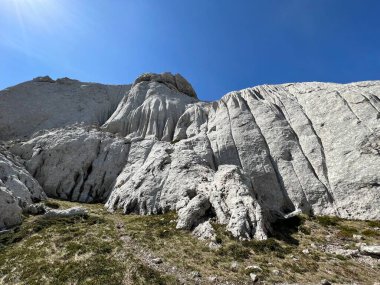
0;76;130;141
1;73;379;241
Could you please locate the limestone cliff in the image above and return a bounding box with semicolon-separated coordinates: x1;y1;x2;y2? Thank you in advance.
1;73;379;239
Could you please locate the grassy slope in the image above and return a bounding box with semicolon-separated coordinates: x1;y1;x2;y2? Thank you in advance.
0;199;379;284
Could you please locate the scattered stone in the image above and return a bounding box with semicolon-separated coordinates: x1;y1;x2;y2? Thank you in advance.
245;265;262;272
284;208;302;219
208;241;221;250
302;249;310;254
353;234;363;240
321;279;331;285
192;220;215;240
25;203;46;215
359;245;380;257
207;276;218;283
120;235;131;242
190;271;201;278
272;269;281;276
323;244;359;257
230;261;239;271
151;258;163;264
43;207;88;218
250;273;258;283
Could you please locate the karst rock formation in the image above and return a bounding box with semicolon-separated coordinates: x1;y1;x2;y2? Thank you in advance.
1;73;379;239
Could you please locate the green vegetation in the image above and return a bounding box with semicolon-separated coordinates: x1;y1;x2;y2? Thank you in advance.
0;200;379;284
316;215;340;227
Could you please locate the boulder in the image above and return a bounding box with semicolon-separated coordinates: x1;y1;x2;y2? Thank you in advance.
359;245;380;257
43;207;88;218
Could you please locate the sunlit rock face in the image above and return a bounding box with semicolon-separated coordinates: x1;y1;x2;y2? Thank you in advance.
0;147;46;229
0;76;130;141
1;73;380;239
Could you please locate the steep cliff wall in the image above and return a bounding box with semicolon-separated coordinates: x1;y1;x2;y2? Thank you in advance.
2;73;379;238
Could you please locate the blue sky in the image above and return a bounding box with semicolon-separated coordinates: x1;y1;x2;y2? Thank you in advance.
1;0;379;101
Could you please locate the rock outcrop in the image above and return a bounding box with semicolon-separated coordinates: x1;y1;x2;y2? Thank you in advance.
0;76;130;140
1;73;379;239
10;126;130;203
0;147;46;229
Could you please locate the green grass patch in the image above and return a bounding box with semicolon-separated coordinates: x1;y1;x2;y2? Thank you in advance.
366;220;380;228
361;229;378;237
316;216;340;227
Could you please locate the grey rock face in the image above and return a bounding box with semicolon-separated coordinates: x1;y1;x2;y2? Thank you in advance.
0;77;130;140
104;75;380;237
133;72;197;98
102;74;198;140
2;73;379;237
0;148;46;229
10;126;130;203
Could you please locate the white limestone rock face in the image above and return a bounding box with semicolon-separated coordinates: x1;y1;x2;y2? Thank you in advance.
270;82;380;220
209;165;268;240
0;76;130;140
105;75;380;236
10;126;130;203
44;207;88;218
3;73;380;238
102;73;198;141
106;133;268;239
0;148;46;229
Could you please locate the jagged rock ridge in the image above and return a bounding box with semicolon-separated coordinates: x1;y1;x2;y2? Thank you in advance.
1;73;379;240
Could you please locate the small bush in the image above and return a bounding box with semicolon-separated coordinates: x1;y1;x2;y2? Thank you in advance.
299;225;311;235
337;225;358;238
361;229;378;237
335;254;347;261
44;201;60;209
366;220;380;228
243;238;291;258
316;216;340;227
217;243;251;260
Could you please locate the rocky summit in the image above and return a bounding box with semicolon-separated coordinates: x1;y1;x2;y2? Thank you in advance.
0;72;379;241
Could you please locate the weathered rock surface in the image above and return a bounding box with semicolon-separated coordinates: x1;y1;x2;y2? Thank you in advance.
359;245;380;257
43;206;88;218
1;73;379;237
102;73;198;140
10;126;130;202
0;147;46;229
0;76;130;140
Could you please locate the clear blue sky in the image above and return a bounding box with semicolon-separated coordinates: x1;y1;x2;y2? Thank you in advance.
1;0;379;101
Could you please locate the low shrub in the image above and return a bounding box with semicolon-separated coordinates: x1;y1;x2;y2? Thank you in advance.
316;216;340;227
